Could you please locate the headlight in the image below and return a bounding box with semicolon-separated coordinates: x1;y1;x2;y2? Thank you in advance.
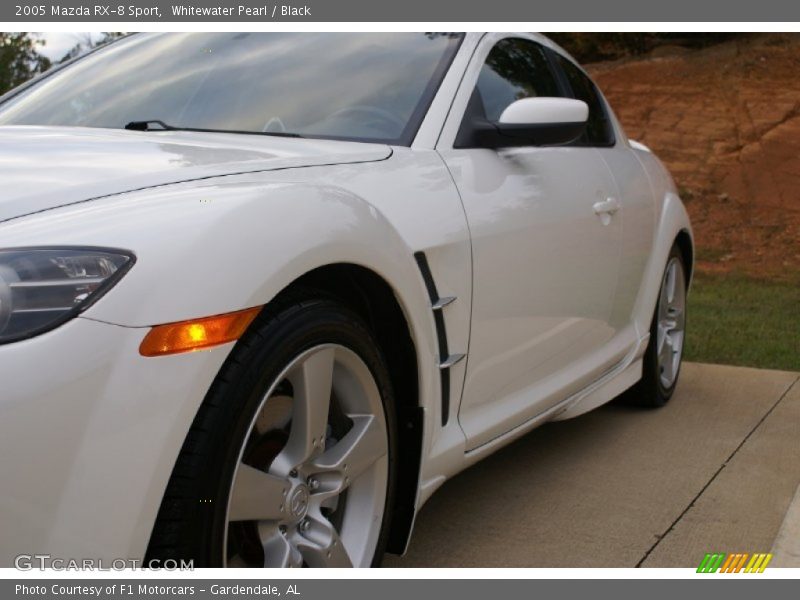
0;247;134;344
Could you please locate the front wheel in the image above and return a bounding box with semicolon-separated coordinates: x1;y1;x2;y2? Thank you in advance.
147;297;397;567
622;244;688;407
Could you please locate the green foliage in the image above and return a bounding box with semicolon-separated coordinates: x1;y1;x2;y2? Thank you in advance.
58;32;126;63
0;33;51;95
0;32;128;95
685;272;800;371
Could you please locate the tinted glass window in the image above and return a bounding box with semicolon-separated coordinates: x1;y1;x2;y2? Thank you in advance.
554;55;615;146
0;33;463;145
476;38;561;122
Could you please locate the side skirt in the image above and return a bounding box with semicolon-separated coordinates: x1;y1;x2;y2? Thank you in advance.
462;334;647;467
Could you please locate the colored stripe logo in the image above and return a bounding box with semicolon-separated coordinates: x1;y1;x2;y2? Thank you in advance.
697;552;773;573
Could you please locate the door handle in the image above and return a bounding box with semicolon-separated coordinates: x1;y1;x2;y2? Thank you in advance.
593;197;620;216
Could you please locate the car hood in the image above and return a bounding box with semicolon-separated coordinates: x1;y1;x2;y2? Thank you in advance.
0;126;392;223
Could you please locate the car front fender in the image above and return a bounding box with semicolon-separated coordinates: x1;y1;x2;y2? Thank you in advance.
0;178;434;342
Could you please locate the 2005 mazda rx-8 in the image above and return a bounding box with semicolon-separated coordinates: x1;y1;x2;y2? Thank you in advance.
0;33;693;567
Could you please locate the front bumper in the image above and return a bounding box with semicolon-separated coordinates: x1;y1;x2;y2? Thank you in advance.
0;316;231;567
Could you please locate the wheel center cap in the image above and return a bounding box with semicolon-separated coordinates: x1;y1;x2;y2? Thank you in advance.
288;484;309;519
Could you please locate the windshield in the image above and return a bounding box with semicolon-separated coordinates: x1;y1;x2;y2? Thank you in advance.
0;32;463;145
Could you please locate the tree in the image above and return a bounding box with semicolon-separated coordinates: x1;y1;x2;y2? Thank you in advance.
0;33;51;95
59;32;126;63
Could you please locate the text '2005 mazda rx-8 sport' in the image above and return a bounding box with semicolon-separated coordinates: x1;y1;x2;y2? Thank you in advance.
0;32;692;568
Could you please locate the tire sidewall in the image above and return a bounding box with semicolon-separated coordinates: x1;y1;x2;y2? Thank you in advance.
153;298;397;567
648;245;688;404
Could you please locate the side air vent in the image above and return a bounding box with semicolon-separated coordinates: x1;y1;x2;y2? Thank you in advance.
413;252;464;426
432;296;456;311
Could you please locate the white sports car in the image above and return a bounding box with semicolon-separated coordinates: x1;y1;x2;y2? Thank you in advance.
0;32;692;568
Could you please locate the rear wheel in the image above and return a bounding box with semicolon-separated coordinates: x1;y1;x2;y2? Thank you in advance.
146;297;397;567
622;244;687;408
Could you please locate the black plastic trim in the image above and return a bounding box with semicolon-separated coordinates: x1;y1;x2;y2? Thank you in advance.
386;405;424;554
544;46;618;149
455;117;587;149
413;251;452;426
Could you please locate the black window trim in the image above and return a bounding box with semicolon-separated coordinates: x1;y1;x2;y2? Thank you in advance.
454;36;571;148
544;46;617;148
453;35;618;150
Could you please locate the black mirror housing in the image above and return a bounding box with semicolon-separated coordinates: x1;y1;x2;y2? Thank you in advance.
455;117;587;149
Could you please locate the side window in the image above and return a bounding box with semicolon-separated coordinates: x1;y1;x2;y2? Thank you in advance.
554;55;615;146
475;38;562;122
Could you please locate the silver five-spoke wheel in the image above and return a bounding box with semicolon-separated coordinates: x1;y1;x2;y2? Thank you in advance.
619;243;688;407
656;256;686;389
224;344;388;568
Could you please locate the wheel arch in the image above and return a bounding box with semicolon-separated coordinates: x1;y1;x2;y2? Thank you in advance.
632;191;694;339
4;173;450;561
674;228;695;287
273;263;423;555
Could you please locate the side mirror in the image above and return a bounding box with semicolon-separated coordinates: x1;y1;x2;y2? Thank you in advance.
456;97;589;149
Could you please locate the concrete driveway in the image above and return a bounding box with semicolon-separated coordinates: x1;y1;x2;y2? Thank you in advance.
384;363;800;568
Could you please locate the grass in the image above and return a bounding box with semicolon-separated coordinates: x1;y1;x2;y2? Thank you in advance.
684;272;800;372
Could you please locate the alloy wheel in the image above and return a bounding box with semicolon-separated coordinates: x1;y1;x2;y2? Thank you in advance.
223;344;389;567
656;257;686;389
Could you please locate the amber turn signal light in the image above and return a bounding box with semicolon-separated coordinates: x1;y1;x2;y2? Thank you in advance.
139;306;261;357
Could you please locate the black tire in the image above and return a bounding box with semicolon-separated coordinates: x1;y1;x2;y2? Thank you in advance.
619;244;687;408
146;294;397;567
